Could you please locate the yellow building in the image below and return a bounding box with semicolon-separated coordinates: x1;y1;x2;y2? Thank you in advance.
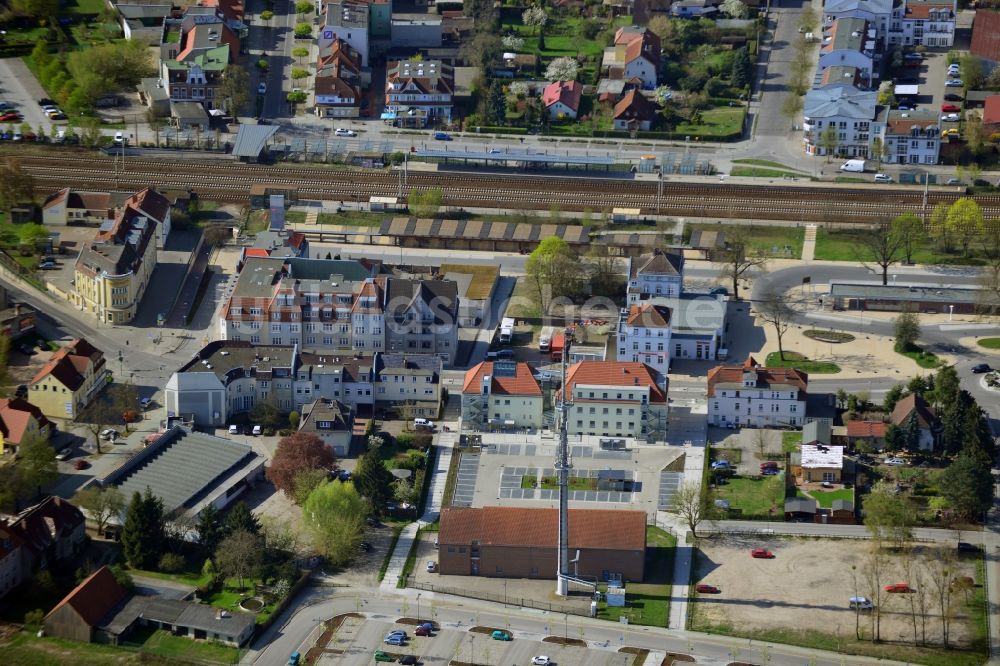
0;397;54;455
28;339;109;420
73;204;159;324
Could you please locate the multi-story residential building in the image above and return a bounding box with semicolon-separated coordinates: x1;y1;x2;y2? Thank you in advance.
390;14;442;48
648;293;727;361
384;278;459;364
438;264;500;328
617;304;672;376
298;397;354;456
613;90;658;131
383;60;454;127
895;0;956;48
314;38;363;119
320;2;370;66
118;4;171;45
817;65;867;91
4;496;86;572
42;188;115;226
626;250;684;305
802;86;878;157
562;361;668;442
0;526;23;599
165;342;442;426
461;361;543;431
823;0;893;48
614;27;660;90
818;17;879;85
120;188;172;250
876;108;940;164
707;356;808;428
159;12;239;109
73;203;159;324
28;338;109;420
0;397;53;455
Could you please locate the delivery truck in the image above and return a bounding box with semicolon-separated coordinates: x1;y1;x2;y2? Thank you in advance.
839;159;866;173
539;326;555;353
499;317;515;344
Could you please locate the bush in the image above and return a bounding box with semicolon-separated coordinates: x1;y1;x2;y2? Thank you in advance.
158;552;186;573
24;609;44;628
294;23;312;38
264;427;276;436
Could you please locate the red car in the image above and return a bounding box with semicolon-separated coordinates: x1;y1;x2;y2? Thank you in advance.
941;103;961;112
415;626;431;636
695;584;720;594
73;459;90;470
750;548;775;559
884;583;913;593
0;112;20;122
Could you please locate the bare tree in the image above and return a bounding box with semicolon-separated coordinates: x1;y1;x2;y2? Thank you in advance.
754;429;770;461
670;482;707;540
861;544;889;642
73;486;125;536
911;553;932;645
715;229;767;301
756;287;794;361
927;547;957;647
215;529;261;592
857;218;904;286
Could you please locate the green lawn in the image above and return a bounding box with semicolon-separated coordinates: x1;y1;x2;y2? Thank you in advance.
712;475;785;518
127;566;212;589
782;431;801;453
732;159;804;171
317;211;383;227
897;345;942;369
977;338;1000;349
597;526;674;627
765;351;841;374
63;0;108;14
814;228;988;265
124;625;241;664
0;631;151;665
673;106;745;138
798;487;854;508
533;475;598;491
686;224;804;259
203;577;278;623
731;167;806;178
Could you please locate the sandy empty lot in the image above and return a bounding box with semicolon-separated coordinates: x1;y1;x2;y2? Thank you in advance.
690;535;980;648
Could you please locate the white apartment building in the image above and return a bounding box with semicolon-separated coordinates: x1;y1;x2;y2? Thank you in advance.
320;1;370;66
626;250;684;305
802;86;878;157
823;0;894;47
877;108;940;165
461;361;543;430
707;356;808;428
617;303;673;377
562;361;668;442
818;17;878;86
893;0;956;48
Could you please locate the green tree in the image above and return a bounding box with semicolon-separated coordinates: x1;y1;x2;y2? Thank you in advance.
863;480;913;549
295;0;313;14
121;489;165;569
892;213;924;265
883;384;905;412
756;287;794;360
884;423;905;451
303;479;367;566
0;158;36;215
525;236;579;312
288;410;300;428
195;504;223;557
459;30;503;78
18;432;57;496
260;9;274;25
870;136;891;168
893;310;920;351
73;485;125;536
215;529;261;592
486;80;506;126
218;64;250;121
354;447;394;513
292;47;309;64
928;202;953;253
10;0;59;19
731;47;751;89
408;187;443;218
293;467;330;506
225;500;260;535
946;198;984;257
294;23;312;38
940;453;994;521
291;68;310;81
959;55;985;90
0;467;25;513
903;411;922;452
819;124;838;160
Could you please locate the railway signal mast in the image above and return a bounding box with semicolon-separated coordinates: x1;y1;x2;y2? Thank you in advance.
555;328;573;596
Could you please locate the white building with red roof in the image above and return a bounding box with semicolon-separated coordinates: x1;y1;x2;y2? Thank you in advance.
542;80;582;120
707;356;808;428
561;361;667;442
461;360;543;430
616;303;672;376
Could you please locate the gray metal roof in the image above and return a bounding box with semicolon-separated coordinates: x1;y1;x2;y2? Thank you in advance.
647;293;726;335
785;497;817;513
824;0;892;14
829;282;981;304
232;125;278;158
804;86;876;120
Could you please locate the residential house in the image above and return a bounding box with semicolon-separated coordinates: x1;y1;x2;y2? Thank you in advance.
0;526;23;598
73;201;159;324
626;249;684;305
616;303;672;376
602;27;660;90
320;2;370;66
648;293;727;360
98;595;255;647
0;397;54;455
384;278;459;364
876;108;940;165
120;188;173;250
5;496;86;572
159;12;240;109
383;60;454;127
983;95;1000;132
390;14;442;47
0;289;36;342
28;338;109;420
439;507;647;581
793;444;845;483
671;0;720;18
298;397;354;456
802;419;832;446
823;0;894;48
41;189;115;226
818;18;878;86
802;86;878;157
970;10;1000;68
706;356;807;428
784;496;818;521
43;566;129;643
897;0;956;48
613;90;657;131
461;360;543;430
890;393;940;450
818;65;867;91
562;361;668;442
314;38;363;119
846;419;887;449
118;4;172;45
376;353;442;418
438;263;500;327
542;80;583;120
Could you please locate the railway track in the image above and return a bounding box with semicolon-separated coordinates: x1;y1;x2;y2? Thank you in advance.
14;151;1000;223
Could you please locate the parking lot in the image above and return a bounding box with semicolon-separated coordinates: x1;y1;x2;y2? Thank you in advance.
317;616;637;666
690;536;980;647
0;57;63;130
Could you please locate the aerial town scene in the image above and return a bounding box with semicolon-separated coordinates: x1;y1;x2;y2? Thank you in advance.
0;0;999;665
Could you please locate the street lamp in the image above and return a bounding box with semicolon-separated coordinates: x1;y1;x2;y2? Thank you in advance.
416;592;421;622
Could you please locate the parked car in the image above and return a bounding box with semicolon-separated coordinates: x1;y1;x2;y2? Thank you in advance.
941;113;961;122
140;397;153;409
710;460;731;470
531;657;552;665
55;448;72;461
415;626;432;636
751;548;775;559
100;428;120;441
490;630;512;641
944;93;964;102
414;418;434;429
417;623;435;632
432;132;452;141
374;651;394;662
399;657;418;666
385;630;407;639
335;128;357;137
903;52;923;61
884;583;913;593
958;542;981;553
0;112;21;122
114;131;124;143
425;560;437;573
942;128;960;138
252;424;262;435
258;82;267;94
695;584;721;594
288;651;301;665
972;363;992;373
946;178;964;185
941;103;961;112
228;425;240;434
874;173;893;183
945;79;964;87
37;260;57;270
383;635;405;646
884;457;906;466
849;596;874;610
73;459;90;470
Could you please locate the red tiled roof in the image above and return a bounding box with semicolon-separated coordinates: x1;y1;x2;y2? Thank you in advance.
563;361;666;403
0;397;52;445
626;303;671;327
439;507;646;551
614;90;657;122
30;338;103;390
971;10;1000;62
622;31;660;67
904;1;952;20
542;80;582;112
123;188;171;224
462;361;541;396
706;355;808;398
984;96;1000;126
890;393;938;429
44;565;127;628
846;420;887;438
244;248;270;258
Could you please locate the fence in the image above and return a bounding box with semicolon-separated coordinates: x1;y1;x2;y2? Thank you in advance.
406;581;591;617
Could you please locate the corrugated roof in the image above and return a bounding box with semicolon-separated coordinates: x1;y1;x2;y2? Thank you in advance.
439;507;646;550
232;125;278;158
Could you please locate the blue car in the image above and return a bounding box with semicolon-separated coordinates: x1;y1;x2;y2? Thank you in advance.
384;635;406;646
433;132;452;141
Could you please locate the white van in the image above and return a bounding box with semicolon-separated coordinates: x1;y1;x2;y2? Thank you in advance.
839;159;866;173
414;418;434;429
849;596;874;610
